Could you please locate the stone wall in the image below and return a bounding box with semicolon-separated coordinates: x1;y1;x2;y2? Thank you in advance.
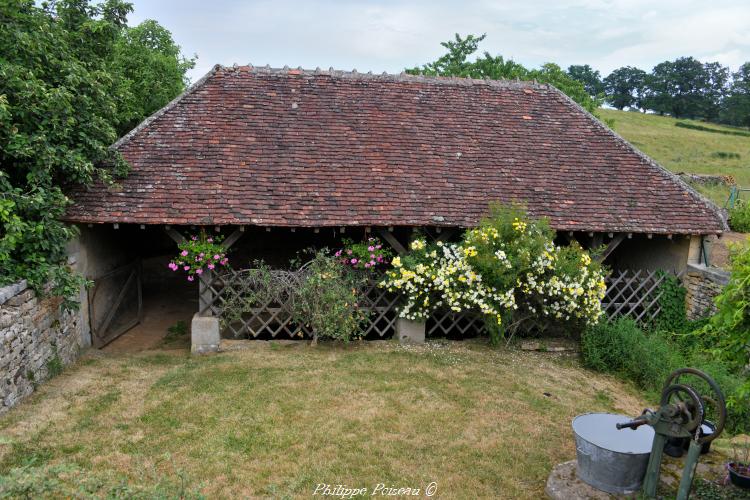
684;263;730;320
0;281;83;415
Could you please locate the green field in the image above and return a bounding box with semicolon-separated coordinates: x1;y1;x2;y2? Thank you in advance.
598;109;750;204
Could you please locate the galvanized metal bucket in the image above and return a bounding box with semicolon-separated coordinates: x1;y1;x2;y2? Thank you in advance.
572;413;654;495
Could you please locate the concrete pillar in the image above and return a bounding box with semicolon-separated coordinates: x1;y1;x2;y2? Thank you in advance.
191;313;220;354
395;318;425;344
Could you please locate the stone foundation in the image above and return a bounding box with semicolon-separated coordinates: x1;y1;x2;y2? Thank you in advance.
395;318;425;344
0;281;83;415
684;264;730;321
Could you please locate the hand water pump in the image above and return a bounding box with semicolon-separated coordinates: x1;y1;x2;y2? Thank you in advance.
616;368;726;499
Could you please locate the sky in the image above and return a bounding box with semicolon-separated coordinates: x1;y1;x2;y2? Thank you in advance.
127;0;750;83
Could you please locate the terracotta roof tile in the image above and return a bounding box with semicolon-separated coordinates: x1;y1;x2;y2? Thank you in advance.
65;65;726;234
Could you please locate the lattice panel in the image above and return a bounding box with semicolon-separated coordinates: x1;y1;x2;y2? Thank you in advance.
603;269;681;324
202;269;399;339
201;265;679;339
427;310;488;338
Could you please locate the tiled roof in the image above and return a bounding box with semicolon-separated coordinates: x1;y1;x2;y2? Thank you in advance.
65;65;726;234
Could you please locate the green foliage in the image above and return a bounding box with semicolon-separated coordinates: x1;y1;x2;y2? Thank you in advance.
0;0;192;303
582;318;684;390
46;346;63;379
603;66;648;110
111;19;195;135
645;57;729;120
407;33;599;113
0;463;205;499
711;151;742;160
652;273;688;332
164;321;188;344
675;121;750;137
707;241;750;372
292;251;368;344
728;201;750;232
567;64;604;97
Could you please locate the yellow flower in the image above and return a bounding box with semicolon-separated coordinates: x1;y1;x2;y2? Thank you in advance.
392;256;402;267
410;239;426;251
512;218;527;232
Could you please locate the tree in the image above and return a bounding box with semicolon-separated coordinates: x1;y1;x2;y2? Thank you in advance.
603;66;647;110
567;64;604;97
407;33;598;112
644;57;728;119
720;62;750;127
111;20;195;135
0;0;193;299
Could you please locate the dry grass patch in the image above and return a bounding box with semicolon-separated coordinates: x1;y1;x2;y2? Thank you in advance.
0;340;644;499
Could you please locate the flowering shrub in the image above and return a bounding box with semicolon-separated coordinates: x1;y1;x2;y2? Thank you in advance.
381;206;607;339
169;232;229;281
335;237;392;270
292;251;368;344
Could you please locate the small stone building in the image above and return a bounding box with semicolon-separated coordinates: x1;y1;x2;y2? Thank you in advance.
61;65;727;349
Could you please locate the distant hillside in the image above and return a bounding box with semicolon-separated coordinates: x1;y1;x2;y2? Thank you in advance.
598;109;750;205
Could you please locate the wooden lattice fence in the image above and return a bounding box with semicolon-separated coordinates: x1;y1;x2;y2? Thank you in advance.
603;269;682;324
199;268;400;339
200;266;680;339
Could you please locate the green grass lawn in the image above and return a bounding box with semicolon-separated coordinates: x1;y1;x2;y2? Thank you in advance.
0;341;645;499
598;109;750;205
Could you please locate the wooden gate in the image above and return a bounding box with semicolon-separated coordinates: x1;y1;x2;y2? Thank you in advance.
88;261;143;347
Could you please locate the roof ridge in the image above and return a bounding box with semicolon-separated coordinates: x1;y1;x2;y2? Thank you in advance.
545;85;728;232
219;63;551;90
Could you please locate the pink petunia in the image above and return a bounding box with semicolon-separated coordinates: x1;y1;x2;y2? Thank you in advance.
368;246;375;252
351;258;358;265
191;236;197;241
196;268;203;275
208;263;215;270
364;263;371;268
213;254;220;260
181;250;189;257
370;253;375;259
184;265;190;271
377;256;383;263
346;250;352;255
334;250;342;257
187;275;194;281
220;258;229;265
375;245;381;250
369;260;376;266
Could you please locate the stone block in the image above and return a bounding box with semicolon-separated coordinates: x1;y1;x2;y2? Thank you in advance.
395;318;425;344
6;290;35;307
191;313;220;354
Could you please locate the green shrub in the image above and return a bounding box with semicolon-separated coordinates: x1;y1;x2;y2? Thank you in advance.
651;273;688;332
581;318;684;392
727;200;750;232
711;151;742;160
292;251;368;344
675;121;750;137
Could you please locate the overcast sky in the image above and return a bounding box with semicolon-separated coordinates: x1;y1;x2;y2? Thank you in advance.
127;0;750;83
